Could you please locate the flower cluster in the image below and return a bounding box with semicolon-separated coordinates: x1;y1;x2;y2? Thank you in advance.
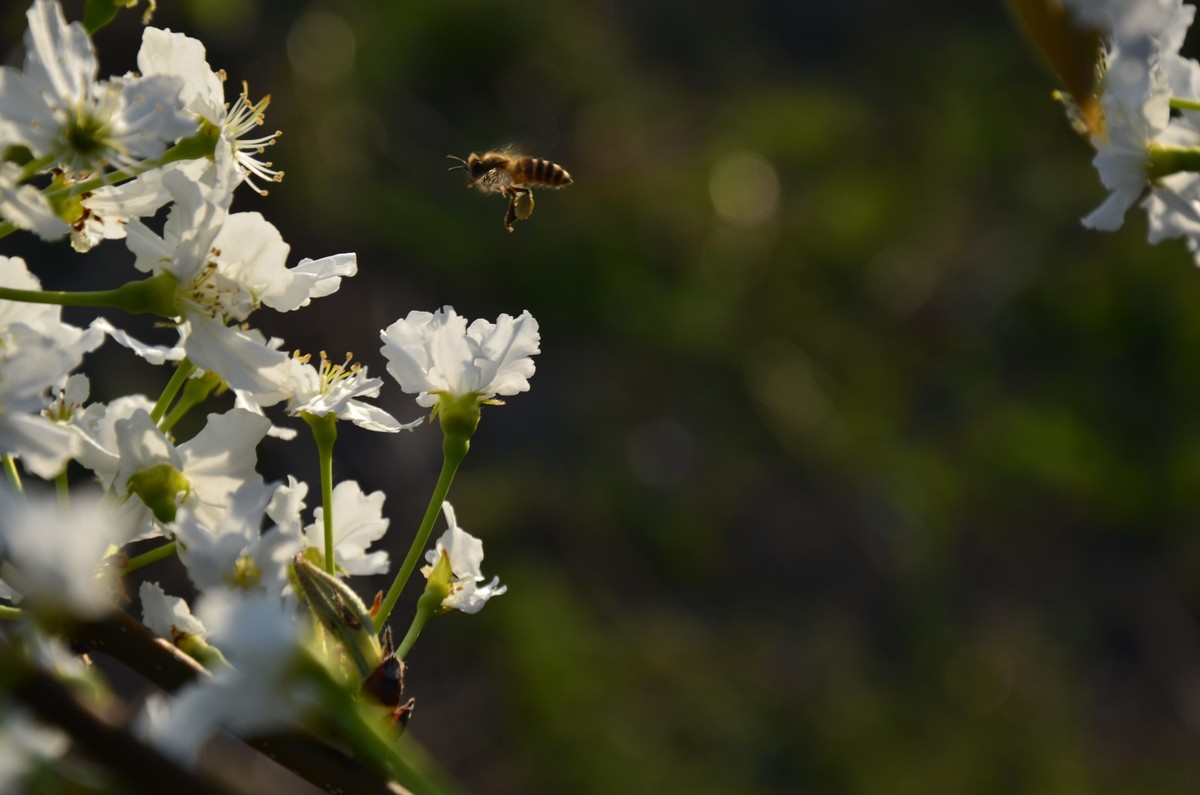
1043;0;1200;260
0;2;539;792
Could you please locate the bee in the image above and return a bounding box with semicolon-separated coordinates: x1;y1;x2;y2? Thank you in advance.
447;148;573;232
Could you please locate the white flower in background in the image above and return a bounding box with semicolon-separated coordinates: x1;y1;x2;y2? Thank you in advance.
139;581;207;642
267;475;309;536
71;394;157;490
302;480;390;576
0;487;134;617
1057;0;1200;236
0;163;69;241
0;0;193;176
421;501;506;614
104;407;270;537
42;373;89;425
137;590;311;766
0;257;103;479
0;705;68;793
284;350;420;432
380;306;540;408
173;480;303;595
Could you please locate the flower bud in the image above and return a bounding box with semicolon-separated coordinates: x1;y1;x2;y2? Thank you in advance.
292;554;383;681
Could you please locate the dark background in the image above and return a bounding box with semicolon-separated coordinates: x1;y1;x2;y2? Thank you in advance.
8;1;1200;793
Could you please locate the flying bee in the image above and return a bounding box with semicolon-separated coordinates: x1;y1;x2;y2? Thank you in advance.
447;149;573;232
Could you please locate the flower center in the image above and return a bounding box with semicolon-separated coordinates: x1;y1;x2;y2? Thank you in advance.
60;105;117;173
180;258;256;322
226;553;263;589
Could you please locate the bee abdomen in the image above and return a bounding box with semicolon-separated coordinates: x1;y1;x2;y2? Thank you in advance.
517;157;573;187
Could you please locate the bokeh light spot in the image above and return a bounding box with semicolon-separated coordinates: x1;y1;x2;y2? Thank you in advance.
708;150;781;227
287;11;357;85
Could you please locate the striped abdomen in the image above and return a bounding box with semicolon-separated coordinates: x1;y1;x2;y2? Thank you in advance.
514;157;572;188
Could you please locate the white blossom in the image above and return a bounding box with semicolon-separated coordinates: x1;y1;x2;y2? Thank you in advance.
0;705;68;792
303;480;391;576
0;487;134;617
421;501;506;614
137;27;283;193
0;0;192;176
122;168;355;399
0;163;68;241
0;257;103;479
380;306;540;407
173;480;303;595
139;581;207;641
284;351;420;432
137;590;311;766
93;407;271;539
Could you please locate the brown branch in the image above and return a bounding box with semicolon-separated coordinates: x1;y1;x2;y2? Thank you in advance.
12;666;244;795
69;611;411;795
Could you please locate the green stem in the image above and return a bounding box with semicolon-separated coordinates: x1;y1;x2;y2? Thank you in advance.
0;605;22;621
0;271;179;316
45;128;220;201
375;432;469;631
394;589;440;661
3;455;23;494
0;130;219;244
303;413;339;574
160;372;221;432
20;154;58;182
1148;144;1200;180
1171;97;1200;112
151;359;196;425
55;470;69;506
300;655;439;792
122;541;177;575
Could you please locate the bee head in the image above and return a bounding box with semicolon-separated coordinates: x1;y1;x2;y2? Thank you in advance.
446;153;489;181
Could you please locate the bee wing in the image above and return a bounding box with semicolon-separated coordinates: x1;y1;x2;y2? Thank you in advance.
486;118;560;160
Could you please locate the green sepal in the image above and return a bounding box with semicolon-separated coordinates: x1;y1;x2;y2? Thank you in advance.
421;552;454;617
163;123;221;164
125;463;189;524
176;633;229;671
435;393;482;442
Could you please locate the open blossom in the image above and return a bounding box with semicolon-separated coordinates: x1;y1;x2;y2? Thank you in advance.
138;590;313;766
421;502;506;614
284;350;420;432
0;705;68;793
140;581;207;642
380;306;540;408
0;257;103;478
0;163;68;241
1058;0;1200;245
122;168;356;398
91;407;271;538
0;0;192;177
74;26;285;250
173;480;303;595
138;26;283;193
302;480;391;576
0;487;135;618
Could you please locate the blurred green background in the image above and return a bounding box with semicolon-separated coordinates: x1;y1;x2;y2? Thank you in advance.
12;0;1200;792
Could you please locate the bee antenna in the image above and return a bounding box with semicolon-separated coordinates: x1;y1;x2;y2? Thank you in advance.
446;154;467;171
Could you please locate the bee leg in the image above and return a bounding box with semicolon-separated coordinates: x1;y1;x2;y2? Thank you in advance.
503;194;518;233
